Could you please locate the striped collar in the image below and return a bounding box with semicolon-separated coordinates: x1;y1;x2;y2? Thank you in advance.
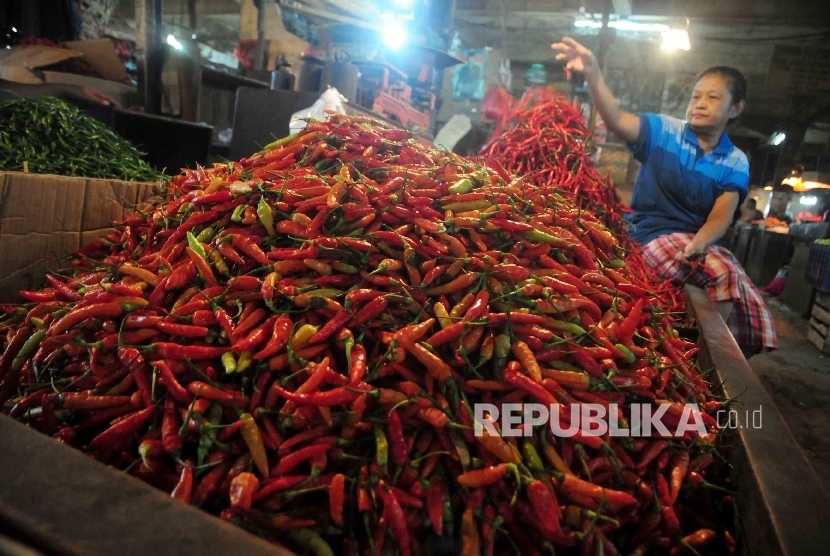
682;122;733;157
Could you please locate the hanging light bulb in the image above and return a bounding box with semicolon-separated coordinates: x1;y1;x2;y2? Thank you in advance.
661;29;691;51
166;34;183;51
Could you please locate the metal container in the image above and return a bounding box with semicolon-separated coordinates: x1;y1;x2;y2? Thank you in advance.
744;229;791;288
2;287;829;554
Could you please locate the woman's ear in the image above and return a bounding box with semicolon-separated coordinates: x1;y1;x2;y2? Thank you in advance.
729;99;746;120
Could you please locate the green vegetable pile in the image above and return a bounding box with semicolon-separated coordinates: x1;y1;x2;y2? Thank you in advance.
0;96;161;182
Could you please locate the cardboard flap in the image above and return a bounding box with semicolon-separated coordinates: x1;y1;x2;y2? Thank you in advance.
0;65;42;84
64;39;130;83
0;45;81;69
0;172;157;302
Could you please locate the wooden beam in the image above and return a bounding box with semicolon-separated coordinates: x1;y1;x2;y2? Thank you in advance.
163;0;240;16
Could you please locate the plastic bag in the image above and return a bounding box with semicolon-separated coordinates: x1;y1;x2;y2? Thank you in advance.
496;57;512;90
289;87;347;134
481;85;514;124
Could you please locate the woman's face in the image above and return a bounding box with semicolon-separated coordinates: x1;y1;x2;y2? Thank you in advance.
769;192;789;215
686;73;743;132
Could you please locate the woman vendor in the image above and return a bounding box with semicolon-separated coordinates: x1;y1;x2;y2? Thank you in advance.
552;37;777;355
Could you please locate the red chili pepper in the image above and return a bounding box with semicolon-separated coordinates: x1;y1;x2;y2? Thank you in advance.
171;465;194;504
193;455;233;507
376;479;411;556
386;408;408;467
252;475;307;502
271;443;331;476
229;472;260;513
457;463;519;488
329;473;346;526
89;406;155;460
670;451;690;504
152;343;229;360
526;479;563;539
233;315;278;352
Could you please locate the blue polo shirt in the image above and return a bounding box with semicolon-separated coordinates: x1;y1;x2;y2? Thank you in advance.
626;113;749;245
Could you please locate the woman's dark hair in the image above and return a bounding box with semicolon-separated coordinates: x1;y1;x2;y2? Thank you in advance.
694;66;747;124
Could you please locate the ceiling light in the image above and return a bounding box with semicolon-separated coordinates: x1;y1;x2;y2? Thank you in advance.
800;196;818;206
166;34;183;51
573;18;669;32
763;186;774;191
768;132;786;146
615;20;669;32
660;29;691;51
381;20;407;51
392;0;414;9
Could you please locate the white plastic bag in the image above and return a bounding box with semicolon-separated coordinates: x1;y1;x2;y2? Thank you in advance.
289;87;347;134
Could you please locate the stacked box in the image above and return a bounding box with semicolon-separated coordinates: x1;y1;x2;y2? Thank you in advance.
808;290;830;354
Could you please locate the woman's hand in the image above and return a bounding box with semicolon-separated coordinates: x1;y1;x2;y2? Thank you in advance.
65;85;120;107
551;37;598;78
676;239;708;263
677;191;740;264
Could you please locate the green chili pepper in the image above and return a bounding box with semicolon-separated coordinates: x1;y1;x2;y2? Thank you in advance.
546;320;587;336
186;232;208;261
287;529;333;556
231;204;246;222
442;200;492;212
195;227;214;244
522;440;545;471
260;131;302;152
10;329;46;374
493;333;512;377
521;229;570;246
448;177;474;194
374;425;389;475
197;402;223;467
549;360;583;372
257;196;276;235
221;351;237;374
331;261;359;274
607;259;627;268
615;343;636;364
0;97;160;181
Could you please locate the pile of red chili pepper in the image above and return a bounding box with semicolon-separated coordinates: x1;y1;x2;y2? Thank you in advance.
479;89;687;313
0;114;735;555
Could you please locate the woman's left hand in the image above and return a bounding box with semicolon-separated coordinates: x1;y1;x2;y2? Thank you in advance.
677;239;707;263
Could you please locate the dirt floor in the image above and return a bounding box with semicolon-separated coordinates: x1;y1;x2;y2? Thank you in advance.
746;294;830;494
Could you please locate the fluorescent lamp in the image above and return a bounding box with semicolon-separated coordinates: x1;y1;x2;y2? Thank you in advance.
660;29;691;51
573;18;669;32
166;34;183;50
615;20;669;32
763;186;774;191
800;196;818;206
381;20;407;50
769;132;786;146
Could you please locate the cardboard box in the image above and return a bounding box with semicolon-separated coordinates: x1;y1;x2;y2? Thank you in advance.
41;71;138;108
0;172;157;303
63;39;131;84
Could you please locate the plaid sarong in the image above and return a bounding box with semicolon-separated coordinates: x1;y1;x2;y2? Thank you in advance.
642;233;777;351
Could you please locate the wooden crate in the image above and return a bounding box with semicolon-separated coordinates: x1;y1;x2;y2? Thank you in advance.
808;290;830;354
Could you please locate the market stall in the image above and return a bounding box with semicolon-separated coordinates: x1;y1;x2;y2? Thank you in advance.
3;285;829;555
3;0;830;554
